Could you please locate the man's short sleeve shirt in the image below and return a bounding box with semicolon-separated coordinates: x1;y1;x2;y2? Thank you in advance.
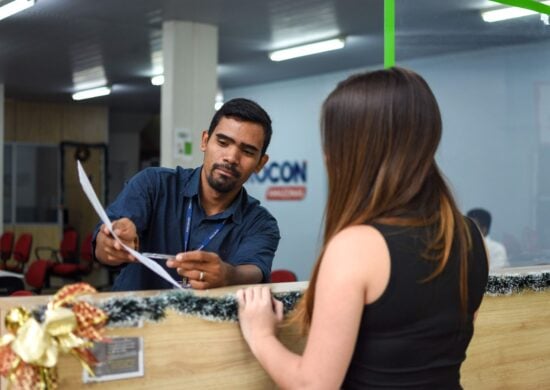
95;166;280;291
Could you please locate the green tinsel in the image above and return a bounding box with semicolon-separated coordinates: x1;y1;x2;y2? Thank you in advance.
99;290;303;326
29;271;549;326
486;271;550;295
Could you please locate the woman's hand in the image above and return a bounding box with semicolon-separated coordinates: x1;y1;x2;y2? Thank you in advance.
236;286;284;347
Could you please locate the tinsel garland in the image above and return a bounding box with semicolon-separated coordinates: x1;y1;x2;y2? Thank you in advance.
31;291;304;327
25;272;550;326
486;271;550;295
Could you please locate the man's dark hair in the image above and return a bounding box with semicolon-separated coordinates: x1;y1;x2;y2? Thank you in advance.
467;208;492;235
207;98;272;156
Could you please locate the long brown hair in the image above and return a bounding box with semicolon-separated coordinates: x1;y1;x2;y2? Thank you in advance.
294;67;471;330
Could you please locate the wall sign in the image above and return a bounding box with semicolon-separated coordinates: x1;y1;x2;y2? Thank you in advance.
174;128;193;161
249;160;307;201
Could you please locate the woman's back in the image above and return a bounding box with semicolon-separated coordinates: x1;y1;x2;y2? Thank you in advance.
343;218;488;389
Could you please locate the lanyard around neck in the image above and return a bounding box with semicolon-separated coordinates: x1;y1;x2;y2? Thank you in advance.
183;198;227;252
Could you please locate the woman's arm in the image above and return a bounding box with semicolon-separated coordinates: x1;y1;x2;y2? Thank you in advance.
237;225;390;389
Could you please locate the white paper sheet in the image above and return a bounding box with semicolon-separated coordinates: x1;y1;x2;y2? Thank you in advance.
77;161;183;289
0;270;24;279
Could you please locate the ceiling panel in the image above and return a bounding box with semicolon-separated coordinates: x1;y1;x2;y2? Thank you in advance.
0;0;548;112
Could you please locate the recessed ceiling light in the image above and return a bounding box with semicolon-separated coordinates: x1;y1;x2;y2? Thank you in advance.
72;86;111;101
482;1;550;23
151;74;164;86
269;37;346;62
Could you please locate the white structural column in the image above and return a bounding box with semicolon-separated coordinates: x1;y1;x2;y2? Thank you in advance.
0;84;4;229
160;21;218;169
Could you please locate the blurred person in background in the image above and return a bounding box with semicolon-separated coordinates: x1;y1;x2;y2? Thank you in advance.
467;208;509;271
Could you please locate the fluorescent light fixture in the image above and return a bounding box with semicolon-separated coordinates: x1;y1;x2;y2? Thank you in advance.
269;37;345;62
482;1;550;23
72;65;107;91
72;86;111;101
0;0;35;21
151;74;164;86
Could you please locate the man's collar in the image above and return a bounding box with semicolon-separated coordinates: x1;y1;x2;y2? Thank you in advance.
215;188;245;224
181;166;202;198
181;165;245;224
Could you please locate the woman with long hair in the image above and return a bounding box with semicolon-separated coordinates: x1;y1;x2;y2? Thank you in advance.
237;67;488;389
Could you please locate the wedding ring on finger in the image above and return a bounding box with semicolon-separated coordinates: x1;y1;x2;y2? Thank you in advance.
199;271;205;281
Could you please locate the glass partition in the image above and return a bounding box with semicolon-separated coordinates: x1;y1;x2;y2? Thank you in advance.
396;0;550;268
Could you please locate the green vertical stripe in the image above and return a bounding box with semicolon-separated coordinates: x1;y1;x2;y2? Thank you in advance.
491;0;550;14
384;0;395;68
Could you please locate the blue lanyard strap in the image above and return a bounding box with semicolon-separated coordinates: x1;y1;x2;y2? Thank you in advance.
183;198;227;252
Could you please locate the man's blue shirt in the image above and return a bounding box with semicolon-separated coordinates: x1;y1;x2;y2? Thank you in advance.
94;166;280;291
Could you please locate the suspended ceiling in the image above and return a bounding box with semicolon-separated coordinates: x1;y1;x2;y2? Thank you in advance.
0;0;549;112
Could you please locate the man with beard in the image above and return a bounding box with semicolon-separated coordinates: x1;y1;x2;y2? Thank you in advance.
94;98;280;291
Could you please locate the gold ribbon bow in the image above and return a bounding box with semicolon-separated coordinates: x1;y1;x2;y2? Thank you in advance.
0;283;108;389
10;306;87;368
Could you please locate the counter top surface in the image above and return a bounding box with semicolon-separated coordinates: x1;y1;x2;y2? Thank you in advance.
490;264;550;275
0;281;309;309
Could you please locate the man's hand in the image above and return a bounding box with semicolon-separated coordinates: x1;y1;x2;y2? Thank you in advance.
95;218;139;266
166;251;233;289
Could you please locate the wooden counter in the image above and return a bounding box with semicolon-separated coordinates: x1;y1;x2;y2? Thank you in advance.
462;290;550;389
462;265;550;389
1;268;550;389
0;282;307;389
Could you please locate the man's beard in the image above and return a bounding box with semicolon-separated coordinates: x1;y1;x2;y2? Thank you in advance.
207;163;242;193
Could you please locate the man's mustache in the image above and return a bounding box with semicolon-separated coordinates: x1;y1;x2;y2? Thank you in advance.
212;163;241;178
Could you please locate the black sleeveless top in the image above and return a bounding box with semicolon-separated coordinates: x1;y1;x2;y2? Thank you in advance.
342;218;488;389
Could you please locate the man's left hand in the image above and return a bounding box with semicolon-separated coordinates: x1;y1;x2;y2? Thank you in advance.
166;250;233;289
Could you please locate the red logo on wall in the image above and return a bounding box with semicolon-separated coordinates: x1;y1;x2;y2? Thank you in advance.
266;186;306;201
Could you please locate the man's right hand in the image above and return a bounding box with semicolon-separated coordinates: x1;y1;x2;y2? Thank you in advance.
95;218;139;266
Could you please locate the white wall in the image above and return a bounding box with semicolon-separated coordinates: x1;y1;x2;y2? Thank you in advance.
227;40;550;279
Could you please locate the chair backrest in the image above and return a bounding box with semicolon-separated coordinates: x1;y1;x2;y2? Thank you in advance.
270;269;298;283
25;259;51;290
60;229;79;262
0;231;14;261
13;233;33;264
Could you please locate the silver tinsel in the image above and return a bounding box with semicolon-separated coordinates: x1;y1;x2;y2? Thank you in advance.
486;272;550;295
29;272;549;325
99;290;303;325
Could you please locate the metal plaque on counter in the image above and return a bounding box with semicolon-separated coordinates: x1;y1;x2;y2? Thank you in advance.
82;337;144;383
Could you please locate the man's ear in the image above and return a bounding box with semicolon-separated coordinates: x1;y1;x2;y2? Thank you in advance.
200;131;209;152
255;154;269;173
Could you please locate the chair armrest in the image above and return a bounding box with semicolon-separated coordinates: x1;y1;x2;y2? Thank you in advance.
35;246;61;262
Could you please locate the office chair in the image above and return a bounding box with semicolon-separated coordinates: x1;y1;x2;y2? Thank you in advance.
0;231;14;269
49;233;94;283
270;269;298;283
4;233;33;274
